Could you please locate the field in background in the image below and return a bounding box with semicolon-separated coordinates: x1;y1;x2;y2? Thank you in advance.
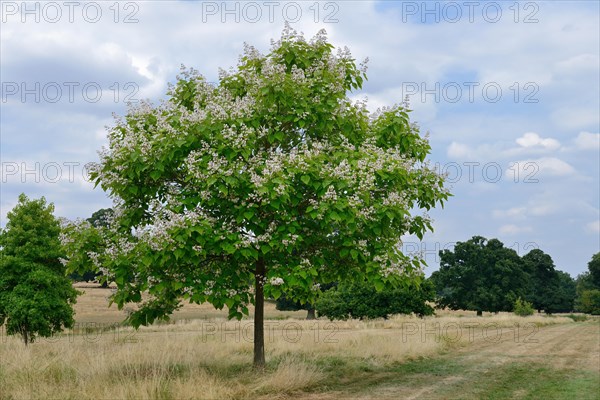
71;283;308;324
0;284;598;399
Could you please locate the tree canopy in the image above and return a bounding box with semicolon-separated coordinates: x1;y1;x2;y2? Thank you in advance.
62;27;450;367
0;194;79;345
316;278;435;320
431;236;528;315
587;252;600;289
522;249;561;313
66;208;114;283
431;237;579;315
575;252;600;314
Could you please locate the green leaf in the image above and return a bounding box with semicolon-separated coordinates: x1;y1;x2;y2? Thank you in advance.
222;243;236;254
301;175;310;185
150;171;161;181
261;245;271;254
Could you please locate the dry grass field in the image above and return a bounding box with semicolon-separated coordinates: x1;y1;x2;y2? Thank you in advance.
1;284;598;399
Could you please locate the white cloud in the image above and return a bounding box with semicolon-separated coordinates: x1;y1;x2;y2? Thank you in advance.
585;220;600;234
509;157;576;178
492;207;527;220
529;203;559;217
492;202;558;221
535;157;577;176
447;142;471;159
574;131;600;150
551;107;600;131
555;53;600;74
516;132;561;150
499;224;533;235
447;131;564;163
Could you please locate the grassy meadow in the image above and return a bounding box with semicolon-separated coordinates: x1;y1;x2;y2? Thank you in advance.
0;284;598;399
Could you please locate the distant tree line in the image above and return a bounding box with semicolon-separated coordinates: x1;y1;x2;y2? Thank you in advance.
431;236;598;315
279;236;599;320
276;279;435;320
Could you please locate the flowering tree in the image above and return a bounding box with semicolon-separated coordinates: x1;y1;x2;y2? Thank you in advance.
62;27;449;368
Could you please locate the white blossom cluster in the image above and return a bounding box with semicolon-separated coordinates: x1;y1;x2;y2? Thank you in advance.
269;277;284;286
136;204;215;252
281;234;300;247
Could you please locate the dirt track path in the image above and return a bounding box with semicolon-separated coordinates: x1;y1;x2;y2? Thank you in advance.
455;320;600;371
302;321;600;400
371;322;598;400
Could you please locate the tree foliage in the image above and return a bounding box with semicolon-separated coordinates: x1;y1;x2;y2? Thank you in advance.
548;271;577;313
522;249;561;313
316;278;435;320
0;194;79;345
275;282;336;319
67;208;114;284
431;237;578;315
513;297;534;316
575;252;600;314
62;27;449;366
586;252;600;289
431;236;528;315
577;289;600;315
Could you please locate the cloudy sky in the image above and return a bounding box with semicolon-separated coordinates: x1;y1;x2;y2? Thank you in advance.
1;1;598;277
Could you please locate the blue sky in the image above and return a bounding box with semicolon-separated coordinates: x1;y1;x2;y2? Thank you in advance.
1;1;598;277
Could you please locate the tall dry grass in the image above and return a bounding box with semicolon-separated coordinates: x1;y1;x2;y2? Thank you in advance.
0;312;573;400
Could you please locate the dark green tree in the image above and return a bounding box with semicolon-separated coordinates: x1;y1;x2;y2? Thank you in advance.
315;278;435;320
431;236;528;316
275;282;336;319
275;295;317;319
577;289;600;315
0;194;79;345
575;253;600;314
586;252;600;289
67;208;114;286
547;271;577;313
88;208;115;228
522;249;560;313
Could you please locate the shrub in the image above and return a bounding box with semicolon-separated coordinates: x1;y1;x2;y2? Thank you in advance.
513;297;535;316
577;289;600;315
566;314;588;322
316;279;435;320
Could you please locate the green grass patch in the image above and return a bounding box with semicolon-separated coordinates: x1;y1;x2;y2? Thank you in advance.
566;314;589;322
305;353;599;400
430;362;600;399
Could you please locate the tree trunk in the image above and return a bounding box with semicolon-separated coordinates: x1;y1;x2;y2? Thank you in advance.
476;310;483;317
21;330;29;346
253;258;266;369
306;308;316;320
